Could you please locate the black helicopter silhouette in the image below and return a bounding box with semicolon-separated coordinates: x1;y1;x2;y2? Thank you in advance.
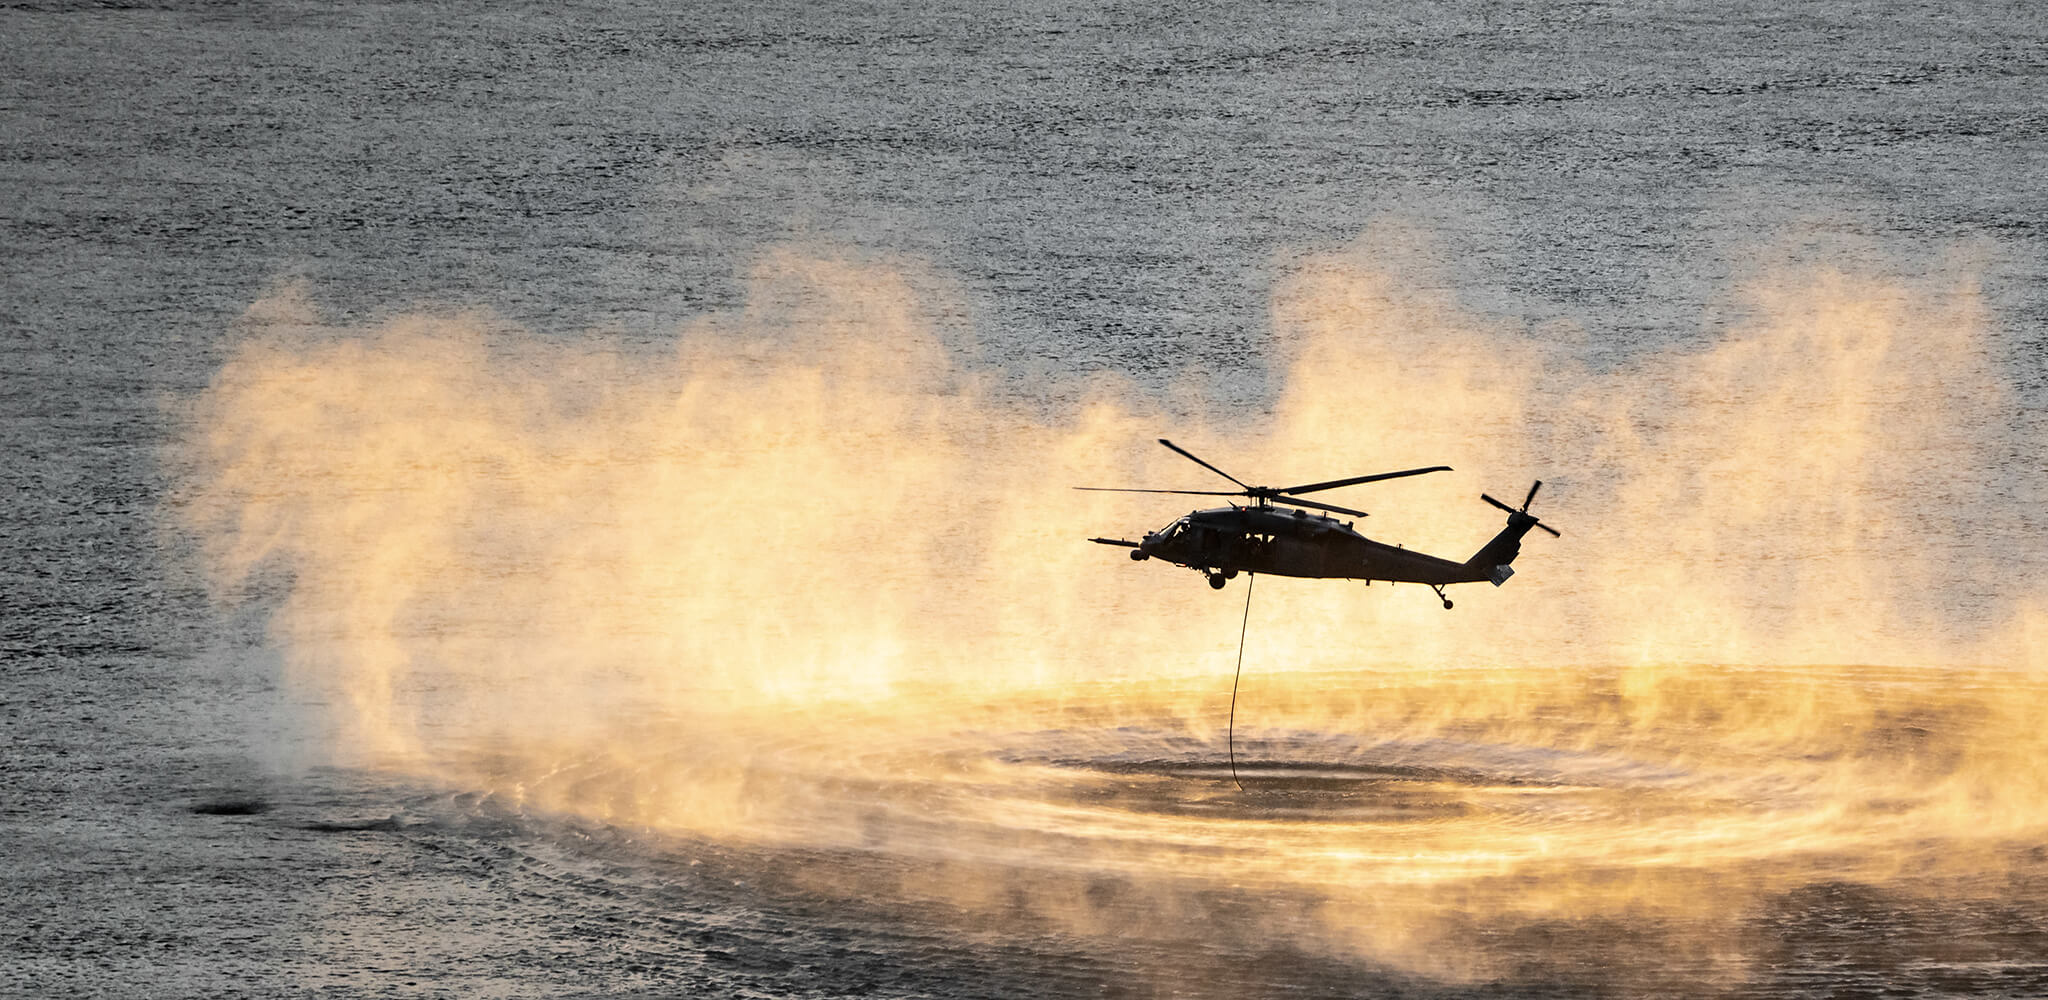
1082;439;1557;608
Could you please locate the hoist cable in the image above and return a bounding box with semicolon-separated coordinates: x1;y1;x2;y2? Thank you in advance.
1227;572;1254;792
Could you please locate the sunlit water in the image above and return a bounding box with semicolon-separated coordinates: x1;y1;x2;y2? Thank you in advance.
8;1;2048;997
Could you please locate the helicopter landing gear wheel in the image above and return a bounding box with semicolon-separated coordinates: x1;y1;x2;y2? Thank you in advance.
1208;573;1227;590
1431;584;1453;610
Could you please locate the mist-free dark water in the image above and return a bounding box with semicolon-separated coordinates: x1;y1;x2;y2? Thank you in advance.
8;1;2048;996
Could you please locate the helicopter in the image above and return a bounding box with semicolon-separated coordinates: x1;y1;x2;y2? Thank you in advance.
1082;439;1558;609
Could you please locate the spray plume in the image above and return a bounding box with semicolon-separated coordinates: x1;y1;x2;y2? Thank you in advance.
170;243;2048;985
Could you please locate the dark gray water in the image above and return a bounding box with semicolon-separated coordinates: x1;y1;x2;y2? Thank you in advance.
8;1;2048;996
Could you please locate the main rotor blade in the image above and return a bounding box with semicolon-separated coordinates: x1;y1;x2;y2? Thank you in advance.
1481;493;1519;515
1533;522;1561;538
1074;487;1246;496
1274;496;1370;519
1157;439;1250;490
1522;480;1543;510
1280;465;1454;495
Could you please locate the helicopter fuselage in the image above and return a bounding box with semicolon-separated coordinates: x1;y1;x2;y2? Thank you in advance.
1132;504;1497;586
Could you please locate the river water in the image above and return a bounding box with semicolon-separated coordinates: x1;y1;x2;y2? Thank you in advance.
7;1;2048;997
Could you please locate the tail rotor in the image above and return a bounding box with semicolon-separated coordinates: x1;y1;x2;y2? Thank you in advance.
1481;480;1561;538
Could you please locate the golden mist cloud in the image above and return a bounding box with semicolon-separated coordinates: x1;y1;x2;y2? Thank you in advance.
169;242;2046;985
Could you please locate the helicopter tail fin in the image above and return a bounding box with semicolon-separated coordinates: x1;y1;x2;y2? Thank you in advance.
1463;514;1540;586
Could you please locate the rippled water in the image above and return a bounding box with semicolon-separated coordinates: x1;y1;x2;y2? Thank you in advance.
8;1;2048;996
